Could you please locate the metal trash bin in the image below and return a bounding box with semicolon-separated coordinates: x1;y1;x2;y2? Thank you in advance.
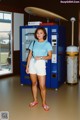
66;46;78;84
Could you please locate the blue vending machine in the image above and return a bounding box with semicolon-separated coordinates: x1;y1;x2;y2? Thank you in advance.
20;25;66;89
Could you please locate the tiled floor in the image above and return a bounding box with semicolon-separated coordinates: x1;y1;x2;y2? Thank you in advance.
0;76;80;120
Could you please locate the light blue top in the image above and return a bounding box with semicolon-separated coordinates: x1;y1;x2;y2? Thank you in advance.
29;40;52;57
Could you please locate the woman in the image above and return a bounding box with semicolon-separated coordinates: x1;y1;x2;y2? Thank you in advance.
26;27;52;111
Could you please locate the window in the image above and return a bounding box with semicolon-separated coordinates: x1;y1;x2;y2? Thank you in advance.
0;13;3;19
0;11;13;75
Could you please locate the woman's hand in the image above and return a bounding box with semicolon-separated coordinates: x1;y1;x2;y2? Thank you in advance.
34;56;41;60
26;50;32;74
26;65;29;74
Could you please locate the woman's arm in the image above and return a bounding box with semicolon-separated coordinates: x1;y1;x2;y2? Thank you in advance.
26;50;32;74
42;51;52;60
35;51;52;60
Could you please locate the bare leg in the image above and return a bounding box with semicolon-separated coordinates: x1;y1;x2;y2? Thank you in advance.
38;75;49;111
38;75;46;105
30;74;38;102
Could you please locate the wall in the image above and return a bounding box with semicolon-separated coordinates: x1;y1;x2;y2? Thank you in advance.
79;11;80;76
14;13;24;51
13;13;24;75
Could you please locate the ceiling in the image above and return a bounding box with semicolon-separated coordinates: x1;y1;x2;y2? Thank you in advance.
0;0;45;12
0;0;80;20
0;0;53;6
0;0;62;14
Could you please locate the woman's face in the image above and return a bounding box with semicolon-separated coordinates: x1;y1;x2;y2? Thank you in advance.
36;29;45;40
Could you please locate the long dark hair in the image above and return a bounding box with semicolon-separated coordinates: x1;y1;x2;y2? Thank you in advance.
34;27;47;40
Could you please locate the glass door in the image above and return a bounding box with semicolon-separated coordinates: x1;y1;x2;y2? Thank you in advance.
0;11;13;75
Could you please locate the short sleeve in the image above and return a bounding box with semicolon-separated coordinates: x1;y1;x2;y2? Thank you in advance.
29;41;34;51
46;42;52;52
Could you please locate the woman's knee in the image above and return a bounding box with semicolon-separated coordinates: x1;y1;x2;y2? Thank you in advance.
32;81;37;86
40;85;46;91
